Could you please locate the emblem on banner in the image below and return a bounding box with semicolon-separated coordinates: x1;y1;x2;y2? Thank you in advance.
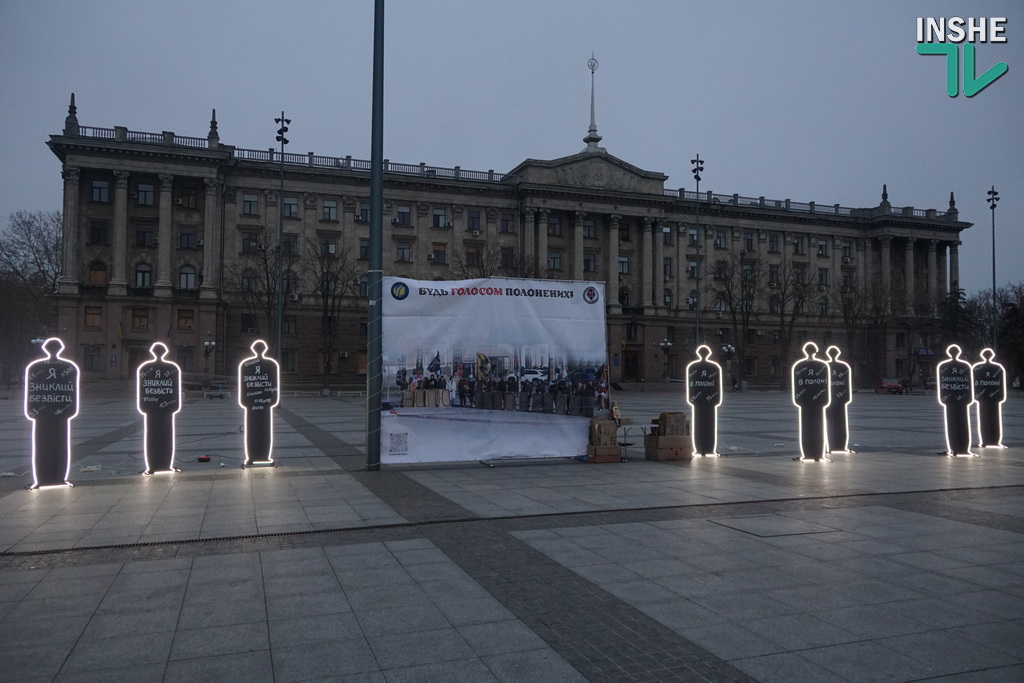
582;286;600;304
390;281;410;300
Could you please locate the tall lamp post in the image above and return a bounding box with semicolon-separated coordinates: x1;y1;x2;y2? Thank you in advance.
658;338;672;380
203;340;216;374
691;155;704;348
987;186;999;349
274;113;290;360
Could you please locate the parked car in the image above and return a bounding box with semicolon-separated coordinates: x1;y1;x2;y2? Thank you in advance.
519;368;547;382
880;377;904;394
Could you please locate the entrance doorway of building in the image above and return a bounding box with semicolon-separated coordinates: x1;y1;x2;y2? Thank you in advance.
622;350;641;382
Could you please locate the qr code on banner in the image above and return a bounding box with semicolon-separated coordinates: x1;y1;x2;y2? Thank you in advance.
389;432;409;454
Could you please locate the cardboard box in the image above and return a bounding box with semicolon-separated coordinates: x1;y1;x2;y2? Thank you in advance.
586;443;621;463
589;419;618;447
644;434;693;461
658;412;690;437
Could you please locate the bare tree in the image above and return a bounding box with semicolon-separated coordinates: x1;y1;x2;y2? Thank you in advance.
709;252;765;376
449;242;538;280
303;238;359;387
762;260;812;387
223;233;300;341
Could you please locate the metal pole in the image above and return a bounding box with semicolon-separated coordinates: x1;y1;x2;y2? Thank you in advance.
274;112;289;359
692;155;704;347
365;0;385;470
988;186;1000;349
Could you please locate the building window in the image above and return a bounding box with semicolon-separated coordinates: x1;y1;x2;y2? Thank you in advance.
547;250;562;271
794;266;806;284
359;238;369;260
177;309;195;331
281;234;298;257
817;239;829;257
896;332;906;348
818;298;828;315
241;314;257;333
467;210;481;233
90;221;109;244
841;240;853;259
132;307;150;330
466;244;481;267
178;265;197;290
176;347;195;372
283;196;299;218
583;251;597;273
179;185;198;209
431;243;447;264
500;212;514;233
687;260;698;279
135;224;155;248
242;230;260;253
795;298;805;315
714;230;727;249
714;261;727;281
136;183;155;206
179;225;198;249
743;233;754;251
548;216;562;237
283;315;297;336
283;271;297;296
769;296;781;314
663;289;673;306
359;275;369;297
87;261;108;285
583;219;597;239
687;290;698;310
241;268;256;291
281;349;298;373
793;237;805;255
321;237;337;258
322;199;338;221
83;345;103;372
688;228;699;246
500;247;515;269
395;205;412;226
134;263;152;288
619;224;630;242
431;207;448;228
625;322;638;341
619;288;630;307
359;202;371;223
842;271;854;288
663;257;673;280
242;194;259;215
744;357;757;376
396;241;411;262
714;296;726;313
768;233;780;253
663;226;674;246
91;180;109;203
769;264;780;285
618;256;629;275
818;268;830;287
84;306;102;328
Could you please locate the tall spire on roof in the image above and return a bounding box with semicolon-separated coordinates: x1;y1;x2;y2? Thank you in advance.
582;54;605;153
63;93;79;136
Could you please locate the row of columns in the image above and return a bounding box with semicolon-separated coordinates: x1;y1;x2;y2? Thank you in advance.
60;166;220;297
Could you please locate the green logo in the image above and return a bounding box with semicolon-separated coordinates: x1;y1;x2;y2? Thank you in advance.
917;17;1008;97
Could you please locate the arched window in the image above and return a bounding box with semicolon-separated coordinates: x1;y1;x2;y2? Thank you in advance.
134;263;152;288
178;265;197;290
241;268;257;291
87;261;108;285
618;288;630;308
663;288;673;307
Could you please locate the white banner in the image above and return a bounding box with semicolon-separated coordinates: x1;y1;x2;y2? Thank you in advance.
381;277;607;463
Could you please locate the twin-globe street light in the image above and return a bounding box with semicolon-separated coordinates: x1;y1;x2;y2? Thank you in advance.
274;113;290;360
691;155;704;349
987;186;999;349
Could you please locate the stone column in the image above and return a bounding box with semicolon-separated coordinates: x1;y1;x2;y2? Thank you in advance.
926;240;938;315
607;214;621;315
880;236;892;313
523;208;536;275
949;241;960;291
904;237;916;315
641;217;654;312
201;177;219;296
536;209;550;277
573;211;585;280
938;243;948;297
653;219;666;315
109;171;129;295
58;166;80;293
857;237;868;291
154;174;174;293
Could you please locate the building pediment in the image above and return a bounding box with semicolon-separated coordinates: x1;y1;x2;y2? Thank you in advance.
507;151;667;195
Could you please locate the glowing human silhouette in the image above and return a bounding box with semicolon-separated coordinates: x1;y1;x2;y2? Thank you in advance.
791;342;831;461
238;340;281;466
136;342;182;474
685;345;722;457
937;344;974;456
24;338;80;488
972;348;1006;448
825;345;854;454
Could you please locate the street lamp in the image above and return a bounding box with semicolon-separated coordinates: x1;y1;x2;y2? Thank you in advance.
203;340;216;373
658;338;672;380
691;155;704;348
721;344;736;390
987;186;999;348
274;112;290;360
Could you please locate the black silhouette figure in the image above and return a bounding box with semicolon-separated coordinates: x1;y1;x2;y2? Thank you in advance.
686;345;723;457
972;348;1006;448
792;342;831;461
825;345;854;454
238;340;281;466
937;344;975;456
137;342;183;474
24;338;80;488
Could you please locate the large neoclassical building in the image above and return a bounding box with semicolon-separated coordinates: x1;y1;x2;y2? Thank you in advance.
47;94;969;388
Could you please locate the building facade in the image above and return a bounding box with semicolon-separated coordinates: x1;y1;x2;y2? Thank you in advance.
48;96;970;388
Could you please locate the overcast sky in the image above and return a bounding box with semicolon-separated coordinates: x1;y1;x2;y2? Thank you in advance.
1;0;1019;295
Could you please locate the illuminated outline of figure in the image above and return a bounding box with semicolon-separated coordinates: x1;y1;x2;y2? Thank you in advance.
972;347;1006;448
238;340;281;467
685;345;722;457
824;345;855;454
24;337;80;489
937;344;975;457
791;342;831;462
136;342;183;474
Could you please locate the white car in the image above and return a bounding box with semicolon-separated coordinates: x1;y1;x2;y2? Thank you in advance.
519;369;548;382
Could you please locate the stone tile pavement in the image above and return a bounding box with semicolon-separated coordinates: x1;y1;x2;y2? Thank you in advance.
0;386;1022;681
